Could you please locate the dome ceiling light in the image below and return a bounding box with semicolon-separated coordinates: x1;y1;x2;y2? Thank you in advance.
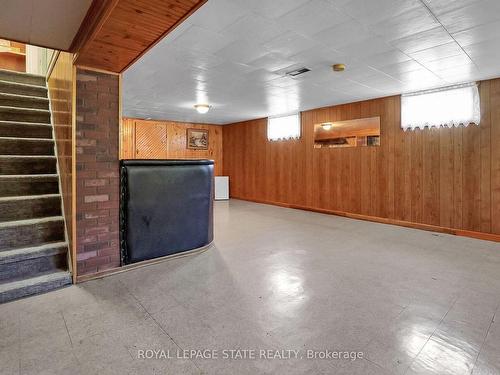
194;104;211;114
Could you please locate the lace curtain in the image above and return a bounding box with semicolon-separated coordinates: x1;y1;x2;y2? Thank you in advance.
267;114;301;141
401;82;480;130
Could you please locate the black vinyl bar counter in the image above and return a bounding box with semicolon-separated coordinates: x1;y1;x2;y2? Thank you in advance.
120;160;214;264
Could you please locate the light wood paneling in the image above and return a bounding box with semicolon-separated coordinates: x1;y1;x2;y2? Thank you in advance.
73;0;207;73
121;117;223;175
223;78;500;238
135;120;167;158
47;51;74;256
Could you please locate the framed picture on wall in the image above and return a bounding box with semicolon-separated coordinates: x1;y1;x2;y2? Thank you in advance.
187;128;209;150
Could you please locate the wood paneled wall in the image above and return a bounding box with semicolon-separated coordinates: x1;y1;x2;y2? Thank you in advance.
47;51;75;256
121;118;223;175
223;78;500;238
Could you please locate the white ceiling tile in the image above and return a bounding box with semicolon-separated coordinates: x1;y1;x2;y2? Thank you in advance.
389;68;440;83
421;53;473;71
222;13;285;44
337;37;394;59
288;45;351;68
364;50;412;69
340;0;421;25
123;0;500;124
409;42;464;63
214;39;269;64
390;27;454;53
452;19;500;47
436;0;500;34
247;53;297;72
463;37;500;58
171;25;235;54
189;0;248;32
277;0;347;37
263;32;318;57
422;0;480;15
378;59;424;75
313;21;371;50
234;0;311;19
369;7;440;41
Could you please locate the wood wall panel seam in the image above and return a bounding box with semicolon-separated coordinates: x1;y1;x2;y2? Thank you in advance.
222;78;500;237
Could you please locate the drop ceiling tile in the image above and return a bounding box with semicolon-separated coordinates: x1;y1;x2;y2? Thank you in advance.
452;19;500;47
422;0;480;15
365;50;412;69
124;0;500;125
188;0;248;32
263;32;318;58
340;0;421;25
409;42;464;63
337;37;394;59
234;0;311;19
422;53;473;71
436;0;500;34
390;27;454;54
369;7;440;41
389;68;440;83
434;64;480;82
171;25;235;54
462;37;500;58
222;12;286;44
378;59;424;75
313;21;372;50
247;53;297;72
214;39;269;64
277;0;347;37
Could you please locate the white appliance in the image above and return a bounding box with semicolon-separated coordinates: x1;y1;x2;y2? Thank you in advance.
214;176;229;200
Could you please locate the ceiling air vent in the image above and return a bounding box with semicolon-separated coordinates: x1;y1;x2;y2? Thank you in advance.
286;67;310;77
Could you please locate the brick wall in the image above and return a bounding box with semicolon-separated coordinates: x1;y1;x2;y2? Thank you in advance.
75;69;120;276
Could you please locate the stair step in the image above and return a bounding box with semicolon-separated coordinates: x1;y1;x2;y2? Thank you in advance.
0;93;49;110
0;194;61;222
0;216;65;251
0;80;47;98
0;106;50;124
0;156;57;175
0;175;59;197
0;121;52;139
0;271;71;304
0;242;67;282
0;70;46;87
0;137;54;155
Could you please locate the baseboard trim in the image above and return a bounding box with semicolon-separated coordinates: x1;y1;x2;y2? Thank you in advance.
231;197;500;243
76;242;213;283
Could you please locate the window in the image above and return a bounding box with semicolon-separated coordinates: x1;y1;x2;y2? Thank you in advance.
267;113;301;141
401;82;480;130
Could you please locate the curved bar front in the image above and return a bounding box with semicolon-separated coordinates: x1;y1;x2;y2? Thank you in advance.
120;159;214;264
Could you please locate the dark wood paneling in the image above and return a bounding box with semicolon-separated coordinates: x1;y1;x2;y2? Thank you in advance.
121;118;223;176
73;0;207;73
223;78;500;238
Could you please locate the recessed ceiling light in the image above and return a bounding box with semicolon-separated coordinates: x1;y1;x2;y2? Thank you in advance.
194;104;211;114
321;123;333;130
332;64;345;72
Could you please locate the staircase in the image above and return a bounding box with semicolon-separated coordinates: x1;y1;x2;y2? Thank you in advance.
0;69;71;304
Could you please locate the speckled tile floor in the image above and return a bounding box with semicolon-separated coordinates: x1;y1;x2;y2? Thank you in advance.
1;200;500;375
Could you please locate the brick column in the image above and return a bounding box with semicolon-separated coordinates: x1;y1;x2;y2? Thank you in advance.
75;69;120;276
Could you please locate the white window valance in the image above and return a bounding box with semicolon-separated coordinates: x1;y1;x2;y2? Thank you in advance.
267;113;301;141
401;82;480;130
